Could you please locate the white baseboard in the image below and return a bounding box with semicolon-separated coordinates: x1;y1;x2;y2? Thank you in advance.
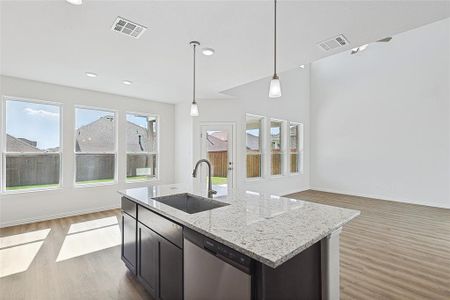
310;186;450;210
0;204;121;228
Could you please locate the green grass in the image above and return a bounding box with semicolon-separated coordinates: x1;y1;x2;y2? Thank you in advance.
211;177;227;185
6;183;59;191
76;178;114;185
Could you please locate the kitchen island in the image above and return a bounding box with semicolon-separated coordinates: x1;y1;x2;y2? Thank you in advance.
119;184;359;300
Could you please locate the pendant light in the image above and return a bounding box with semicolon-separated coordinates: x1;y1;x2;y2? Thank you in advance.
190;41;200;117
269;0;281;98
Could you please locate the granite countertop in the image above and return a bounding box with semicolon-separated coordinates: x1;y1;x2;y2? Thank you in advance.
119;184;360;268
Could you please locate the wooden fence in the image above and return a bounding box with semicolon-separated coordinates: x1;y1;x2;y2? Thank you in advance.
208;151;228;177
209;151;299;178
247;154;262;178
6;154;60;187
6;153;159;188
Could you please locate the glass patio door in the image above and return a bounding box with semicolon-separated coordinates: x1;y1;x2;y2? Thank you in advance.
200;124;234;197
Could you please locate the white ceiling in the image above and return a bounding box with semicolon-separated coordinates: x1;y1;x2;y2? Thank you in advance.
1;1;449;103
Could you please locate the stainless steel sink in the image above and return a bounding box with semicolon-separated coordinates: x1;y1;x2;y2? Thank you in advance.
152;193;229;214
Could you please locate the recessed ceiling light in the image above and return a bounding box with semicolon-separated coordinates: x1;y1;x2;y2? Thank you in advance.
66;0;82;5
202;48;215;56
299;65;305;69
123;80;132;85
359;44;369;51
85;72;97;78
351;44;369;55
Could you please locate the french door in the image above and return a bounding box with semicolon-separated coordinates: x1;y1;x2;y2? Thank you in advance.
200;123;235;197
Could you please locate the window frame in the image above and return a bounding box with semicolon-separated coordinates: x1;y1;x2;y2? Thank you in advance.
245;113;266;181
125;112;160;182
73;105;118;188
269;118;287;178
288;121;304;175
1;96;63;194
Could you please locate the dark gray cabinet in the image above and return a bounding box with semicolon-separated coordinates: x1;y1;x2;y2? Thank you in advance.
137;223;159;298
121;212;137;273
159;237;183;300
117;201;182;300
137;223;183;300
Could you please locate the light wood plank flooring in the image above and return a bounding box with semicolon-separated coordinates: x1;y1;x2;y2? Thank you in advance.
289;190;450;300
0;210;150;300
1;191;449;299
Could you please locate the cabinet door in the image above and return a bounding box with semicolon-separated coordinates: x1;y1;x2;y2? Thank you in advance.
137;224;159;298
158;237;183;300
121;213;136;273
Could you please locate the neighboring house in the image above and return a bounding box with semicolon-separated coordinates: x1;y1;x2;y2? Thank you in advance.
76;116;156;152
18;137;37;147
208;131;260;152
246;133;259;151
208;128;295;153
206;134;228;152
6;134;43;152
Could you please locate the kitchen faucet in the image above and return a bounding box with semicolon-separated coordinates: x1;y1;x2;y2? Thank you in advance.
192;159;217;198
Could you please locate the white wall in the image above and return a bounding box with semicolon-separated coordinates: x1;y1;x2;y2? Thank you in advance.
310;18;450;209
174;101;194;187
175;67;311;196
0;76;175;226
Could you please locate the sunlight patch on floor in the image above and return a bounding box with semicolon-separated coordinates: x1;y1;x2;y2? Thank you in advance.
0;228;51;278
68;216;119;234
56;217;121;262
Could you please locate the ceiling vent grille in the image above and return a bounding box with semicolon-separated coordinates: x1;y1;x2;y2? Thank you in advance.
318;34;349;51
111;17;147;39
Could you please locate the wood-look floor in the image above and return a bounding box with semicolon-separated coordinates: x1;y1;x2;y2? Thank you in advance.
289;190;450;300
0;191;449;300
0;210;151;300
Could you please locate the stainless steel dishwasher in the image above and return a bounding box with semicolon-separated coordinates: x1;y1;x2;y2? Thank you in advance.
183;229;252;300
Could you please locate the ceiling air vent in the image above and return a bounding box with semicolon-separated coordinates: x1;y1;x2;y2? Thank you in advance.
318;34;349;51
111;16;147;39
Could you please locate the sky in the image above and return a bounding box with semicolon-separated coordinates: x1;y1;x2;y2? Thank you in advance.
126;114;148;129
246;127;280;136
6;100;154;151
76;107;114;129
6;100;60;150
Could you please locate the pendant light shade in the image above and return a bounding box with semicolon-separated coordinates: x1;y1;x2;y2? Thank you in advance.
190;102;199;117
269;75;281;98
190;41;200;117
269;0;281;98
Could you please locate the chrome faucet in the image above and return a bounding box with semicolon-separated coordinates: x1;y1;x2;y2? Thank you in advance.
192;159;217;198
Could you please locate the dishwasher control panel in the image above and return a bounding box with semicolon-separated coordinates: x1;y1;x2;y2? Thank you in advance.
203;239;252;267
184;228;253;273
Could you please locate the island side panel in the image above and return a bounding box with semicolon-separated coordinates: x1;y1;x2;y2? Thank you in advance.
254;241;322;300
321;228;342;300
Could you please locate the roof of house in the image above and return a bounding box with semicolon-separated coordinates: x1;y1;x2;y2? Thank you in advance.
206;134;228;152
6;134;43;152
76;116;156;153
246;133;259;151
206;132;260;152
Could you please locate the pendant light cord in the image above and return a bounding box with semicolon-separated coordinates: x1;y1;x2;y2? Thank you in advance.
274;0;277;77
193;43;197;104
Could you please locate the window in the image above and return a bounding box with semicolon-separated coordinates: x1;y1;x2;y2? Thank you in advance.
246;114;264;178
75;107;116;185
289;122;303;173
270;119;284;176
126;113;158;181
3;98;61;191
